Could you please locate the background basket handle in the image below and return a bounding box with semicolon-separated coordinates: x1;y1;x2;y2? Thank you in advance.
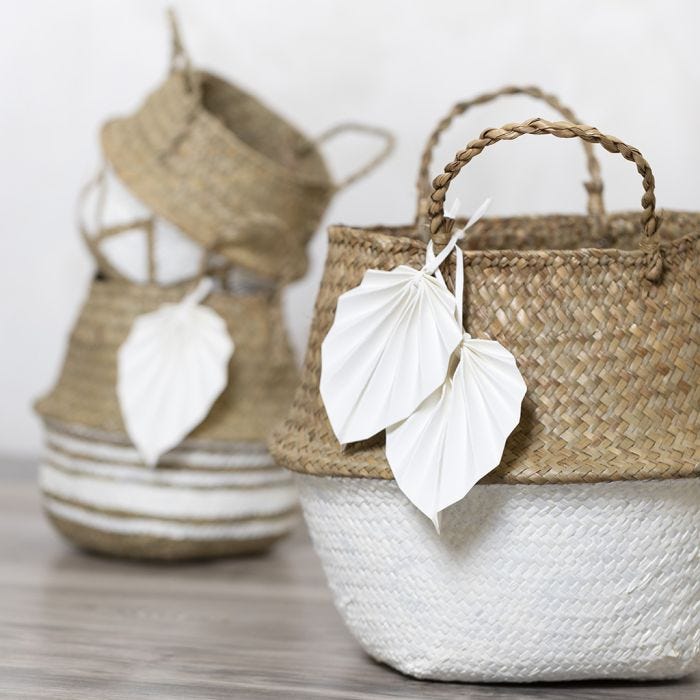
415;85;605;228
78;167;221;287
76;168;153;284
428;118;663;282
167;8;196;92
312;123;396;190
77;168;280;290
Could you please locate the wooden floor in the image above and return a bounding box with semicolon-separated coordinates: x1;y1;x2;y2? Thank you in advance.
1;460;697;700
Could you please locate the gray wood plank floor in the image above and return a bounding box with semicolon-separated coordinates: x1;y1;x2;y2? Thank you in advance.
0;460;697;699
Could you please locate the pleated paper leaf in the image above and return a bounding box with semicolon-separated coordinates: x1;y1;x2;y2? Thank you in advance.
320;266;462;444
117;280;234;466
385;334;526;531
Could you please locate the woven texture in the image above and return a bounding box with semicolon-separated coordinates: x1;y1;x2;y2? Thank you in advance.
93;9;394;283
101;70;393;283
271;119;699;485
297;474;700;682
40;422;300;560
101;69;332;283
36;276;298;443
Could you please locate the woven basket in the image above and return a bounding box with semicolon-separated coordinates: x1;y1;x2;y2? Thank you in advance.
36;276;300;559
271;101;700;680
99;13;393;284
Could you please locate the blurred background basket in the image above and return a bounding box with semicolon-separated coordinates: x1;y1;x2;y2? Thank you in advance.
32;9;395;561
36;274;300;560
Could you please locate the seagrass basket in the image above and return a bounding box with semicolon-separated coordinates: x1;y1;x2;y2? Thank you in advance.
36;275;300;560
271;105;700;681
99;11;393;284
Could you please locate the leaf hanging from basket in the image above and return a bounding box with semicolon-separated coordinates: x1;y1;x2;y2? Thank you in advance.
385;333;526;531
320;265;462;445
385;204;526;531
117;278;234;466
319;193;526;530
319;198;491;445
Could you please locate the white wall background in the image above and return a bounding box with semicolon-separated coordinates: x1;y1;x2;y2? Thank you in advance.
1;0;698;459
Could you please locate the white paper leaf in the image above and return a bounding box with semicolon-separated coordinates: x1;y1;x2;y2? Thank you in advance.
385;334;526;531
117;280;234;466
320;265;462;444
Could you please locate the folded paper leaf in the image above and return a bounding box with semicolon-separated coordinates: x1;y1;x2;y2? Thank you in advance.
386;334;526;531
320;266;462;444
117;279;234;466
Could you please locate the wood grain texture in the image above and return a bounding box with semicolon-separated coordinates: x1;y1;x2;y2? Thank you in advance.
0;459;697;700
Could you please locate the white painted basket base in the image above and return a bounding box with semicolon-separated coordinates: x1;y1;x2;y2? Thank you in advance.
39;426;300;560
296;474;700;683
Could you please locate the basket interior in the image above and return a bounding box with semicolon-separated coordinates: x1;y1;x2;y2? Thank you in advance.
201;73;330;186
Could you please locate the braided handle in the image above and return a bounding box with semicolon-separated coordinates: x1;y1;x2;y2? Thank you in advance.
312;123;396;190
416;86;605;226
428;118;663;282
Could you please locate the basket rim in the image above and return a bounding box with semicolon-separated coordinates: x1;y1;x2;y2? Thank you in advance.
326;210;699;267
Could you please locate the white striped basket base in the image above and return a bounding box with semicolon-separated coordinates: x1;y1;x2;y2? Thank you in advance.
296;474;700;683
39;424;300;560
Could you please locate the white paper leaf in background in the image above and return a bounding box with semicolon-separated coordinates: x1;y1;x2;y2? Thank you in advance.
320;266;462;444
117;279;234;466
385;333;526;531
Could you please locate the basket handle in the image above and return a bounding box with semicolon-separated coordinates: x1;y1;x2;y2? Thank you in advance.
77;167;242;287
415;86;605;228
167;8;196;92
312;123;396;190
428;118;663;283
76;168;152;283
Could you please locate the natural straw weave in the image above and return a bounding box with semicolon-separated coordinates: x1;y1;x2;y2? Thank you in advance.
36;276;298;442
100;12;393;283
272;117;699;485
